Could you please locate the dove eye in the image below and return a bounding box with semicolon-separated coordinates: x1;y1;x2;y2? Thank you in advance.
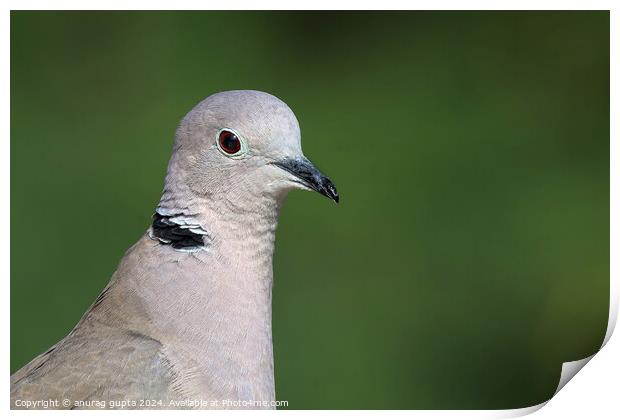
216;129;246;158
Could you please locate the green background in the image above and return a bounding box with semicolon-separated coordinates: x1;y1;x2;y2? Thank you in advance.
11;11;609;409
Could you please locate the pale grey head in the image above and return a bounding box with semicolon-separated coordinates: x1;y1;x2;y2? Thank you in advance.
160;90;338;218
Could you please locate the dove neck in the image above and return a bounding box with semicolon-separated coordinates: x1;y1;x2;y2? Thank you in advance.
142;194;283;401
156;186;286;259
157;204;281;252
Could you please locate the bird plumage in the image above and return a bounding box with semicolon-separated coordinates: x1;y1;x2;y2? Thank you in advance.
11;90;338;409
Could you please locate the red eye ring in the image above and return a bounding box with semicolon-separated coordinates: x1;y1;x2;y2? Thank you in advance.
218;130;242;155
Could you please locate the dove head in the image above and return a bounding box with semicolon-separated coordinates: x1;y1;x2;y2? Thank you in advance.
158;90;338;223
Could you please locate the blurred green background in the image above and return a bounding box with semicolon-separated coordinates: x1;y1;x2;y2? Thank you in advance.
11;11;609;409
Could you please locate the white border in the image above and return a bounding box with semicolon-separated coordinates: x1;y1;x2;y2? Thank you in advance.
3;2;616;419
0;1;617;11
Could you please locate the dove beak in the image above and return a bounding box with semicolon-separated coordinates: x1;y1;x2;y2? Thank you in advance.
271;157;339;203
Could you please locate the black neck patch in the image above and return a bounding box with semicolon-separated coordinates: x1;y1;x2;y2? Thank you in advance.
151;212;205;250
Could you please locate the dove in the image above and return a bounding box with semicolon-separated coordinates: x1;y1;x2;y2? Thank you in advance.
11;90;338;409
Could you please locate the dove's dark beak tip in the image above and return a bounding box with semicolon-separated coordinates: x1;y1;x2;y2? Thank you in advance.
272;157;340;204
322;182;340;204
